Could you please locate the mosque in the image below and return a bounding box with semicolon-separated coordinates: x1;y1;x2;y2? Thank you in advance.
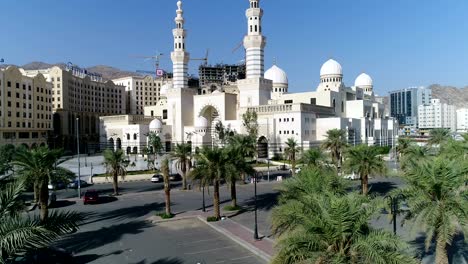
100;0;397;156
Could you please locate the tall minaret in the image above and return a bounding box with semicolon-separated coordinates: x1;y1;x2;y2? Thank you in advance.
171;0;189;89
244;0;266;79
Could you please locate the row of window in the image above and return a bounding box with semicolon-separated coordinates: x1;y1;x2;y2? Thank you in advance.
279;130;295;135
4;121;50;129
278;117;294;122
0;101;51;111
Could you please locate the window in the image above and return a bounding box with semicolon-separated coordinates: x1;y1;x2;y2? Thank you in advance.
284;100;293;104
133;133;137;140
163;110;168;119
15;83;19;88
7;81;11;87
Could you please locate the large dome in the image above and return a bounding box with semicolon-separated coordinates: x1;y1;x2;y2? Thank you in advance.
195;116;208;129
320;59;343;76
354;73;373;87
264;65;288;84
149;118;163;131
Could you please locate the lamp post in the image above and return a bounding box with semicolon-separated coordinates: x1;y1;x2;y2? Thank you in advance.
76;117;81;199
253;171;262;240
385;194;404;235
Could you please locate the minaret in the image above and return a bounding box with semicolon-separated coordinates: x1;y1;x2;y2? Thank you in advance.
244;0;266;79
171;0;189;89
237;0;272;108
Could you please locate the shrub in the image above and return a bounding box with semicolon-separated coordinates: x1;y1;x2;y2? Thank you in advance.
223;205;242;211
156;213;174;219
207;216;220;222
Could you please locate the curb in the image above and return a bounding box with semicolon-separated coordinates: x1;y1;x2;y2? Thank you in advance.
197;216;272;263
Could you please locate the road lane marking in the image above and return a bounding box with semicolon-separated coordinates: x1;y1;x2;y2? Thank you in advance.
184;246;235;255
177;237;221;245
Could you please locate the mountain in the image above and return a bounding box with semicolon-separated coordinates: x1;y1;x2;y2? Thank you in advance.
430;84;468;109
21;61;67;70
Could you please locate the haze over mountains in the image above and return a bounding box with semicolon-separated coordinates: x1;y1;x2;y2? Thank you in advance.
5;61;468;109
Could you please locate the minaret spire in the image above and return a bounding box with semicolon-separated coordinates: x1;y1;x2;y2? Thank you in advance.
171;0;189;89
244;0;266;79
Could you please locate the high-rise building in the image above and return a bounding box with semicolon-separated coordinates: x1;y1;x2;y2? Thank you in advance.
389;86;431;127
198;64;246;87
113;76;164;115
24;65;126;153
456;108;468;132
0;66;52;148
418;99;456;131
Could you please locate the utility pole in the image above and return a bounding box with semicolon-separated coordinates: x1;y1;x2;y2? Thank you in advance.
76;118;81;199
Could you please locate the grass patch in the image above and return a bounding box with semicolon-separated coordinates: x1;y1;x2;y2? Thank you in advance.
94;169;158;178
223;205;242;211
206;216;220;222
156;212;174;219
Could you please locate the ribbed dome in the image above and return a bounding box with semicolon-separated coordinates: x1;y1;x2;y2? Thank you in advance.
264;65;288;84
354;73;373;87
149;119;163;131
320;59;343;76
195;116;208;129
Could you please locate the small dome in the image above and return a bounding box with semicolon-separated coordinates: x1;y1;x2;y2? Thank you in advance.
265;65;288;84
355;73;373;87
320;59;343;76
195;116;208;129
212;90;221;94
149;119;162;130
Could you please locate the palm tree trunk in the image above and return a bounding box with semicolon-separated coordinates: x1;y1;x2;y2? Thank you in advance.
213;180;221;220
291;158;296;177
231;178;237;208
113;173;119;195
362;173;369;195
164;182;171;215
435;237;449;264
39;181;49;221
34;181;40;205
182;161;187;190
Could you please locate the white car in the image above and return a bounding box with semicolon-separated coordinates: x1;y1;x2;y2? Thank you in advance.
290;167;302;174
151;174;163;183
343;172;359;180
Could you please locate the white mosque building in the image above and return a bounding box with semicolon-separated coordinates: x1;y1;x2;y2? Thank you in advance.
100;0;397;156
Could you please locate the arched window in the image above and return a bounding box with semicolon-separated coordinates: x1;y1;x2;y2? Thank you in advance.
250;25;252;32
333;99;336;108
175;43;177;49
341;101;344;113
133;133;137;140
183;43;185;49
255;25;258;32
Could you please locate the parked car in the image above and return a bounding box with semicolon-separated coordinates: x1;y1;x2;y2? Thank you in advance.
151;174;163;183
277;164;289;171
68;180;88;189
48;191;57;206
83;190;99;205
169;173;182;181
290;167;302;174
343;172;359;180
48;180;66;190
11;246;75;264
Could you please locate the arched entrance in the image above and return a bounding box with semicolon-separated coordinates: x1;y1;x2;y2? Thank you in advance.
257;136;269;159
126;147;131;155
108;138;115;150
31;143;38;149
133;147;138;154
116;138;122;150
199;105;221;145
39;142;46;147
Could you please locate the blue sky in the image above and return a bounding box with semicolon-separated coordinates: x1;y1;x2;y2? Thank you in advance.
1;0;467;95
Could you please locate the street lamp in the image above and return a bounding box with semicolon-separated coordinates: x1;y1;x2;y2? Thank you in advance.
385;193;405;235
76;117;81;199
253;171;263;240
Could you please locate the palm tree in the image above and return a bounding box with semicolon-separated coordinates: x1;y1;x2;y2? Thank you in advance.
284;138;300;176
229;134;256;183
321;129;347;170
172;143;192;190
225;145;255;208
343;145;386;195
400;145;431;171
12;147;63;221
160;157;171;216
396;137;412;161
103;149;129;196
148;131;163;155
397;158;467;264
272;190;417;264
428;128;450;146
301;148;324;168
0;179;83;262
191;147;228;220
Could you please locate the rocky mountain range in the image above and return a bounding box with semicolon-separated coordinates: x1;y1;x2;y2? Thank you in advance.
429;84;468;109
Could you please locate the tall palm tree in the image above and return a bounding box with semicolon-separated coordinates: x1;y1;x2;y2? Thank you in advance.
428;128;451;146
0;179;83;262
103;149;129;196
284;138;300;176
172;143;192;190
398;158;467;264
396;137;412;161
160;157;171;216
400;145;431;171
343;145;386;195
148;131;163;155
272;190;417;264
229;134;256;183
12;147;63;221
225;145;255;208
301;147;324;168
191;147;228;220
321;129;347;170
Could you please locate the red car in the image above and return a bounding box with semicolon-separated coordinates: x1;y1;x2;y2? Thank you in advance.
83;190;99;205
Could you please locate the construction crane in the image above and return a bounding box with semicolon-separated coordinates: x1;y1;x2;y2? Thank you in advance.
191;49;209;66
232;41;243;53
131;52;164;70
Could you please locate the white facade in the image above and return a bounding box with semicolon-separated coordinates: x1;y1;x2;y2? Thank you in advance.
100;0;398;155
418;99;456;131
456;108;468;132
113;76;164;115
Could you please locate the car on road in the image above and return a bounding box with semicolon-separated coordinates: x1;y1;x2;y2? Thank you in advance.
48;180;66;190
68;180;88;189
277;164;289;171
151;174;163;183
169;173;182;181
343;172;359;180
290;167;302;174
83;190;99;205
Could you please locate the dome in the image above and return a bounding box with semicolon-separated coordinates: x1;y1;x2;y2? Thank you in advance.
149;119;163;131
264;65;288;84
354;73;373;87
212;90;221;94
320;59;343;76
195;116;208;129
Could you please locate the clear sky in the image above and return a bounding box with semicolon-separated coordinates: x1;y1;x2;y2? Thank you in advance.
1;0;467;95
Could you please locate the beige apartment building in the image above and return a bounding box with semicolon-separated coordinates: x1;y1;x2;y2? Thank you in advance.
113;75;164;115
0;66;52;148
24;66;126;153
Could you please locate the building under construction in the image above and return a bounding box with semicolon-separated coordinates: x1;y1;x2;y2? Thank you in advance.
198;63;245;87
